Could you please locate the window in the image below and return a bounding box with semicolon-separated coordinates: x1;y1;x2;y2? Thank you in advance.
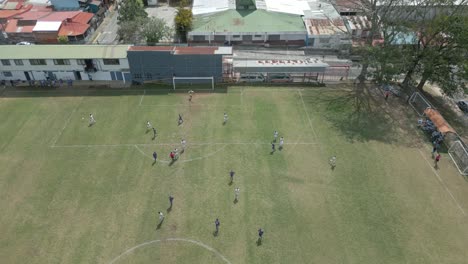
53;59;70;65
233;35;241;38
133;73;142;79
319;38;331;44
77;59;86;65
103;59;120;65
145;73;152;79
3;71;12;77
193;35;205;41
29;59;46;65
254;35;262;38
1;59;11;66
14;59;23;65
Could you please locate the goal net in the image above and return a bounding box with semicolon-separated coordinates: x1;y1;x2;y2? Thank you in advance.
173;77;214;90
448;140;468;176
409;92;433;116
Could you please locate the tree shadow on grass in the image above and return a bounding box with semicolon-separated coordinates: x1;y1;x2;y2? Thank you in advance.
307;84;401;144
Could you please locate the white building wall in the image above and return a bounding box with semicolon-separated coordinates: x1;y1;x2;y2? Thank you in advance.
0;58;128;82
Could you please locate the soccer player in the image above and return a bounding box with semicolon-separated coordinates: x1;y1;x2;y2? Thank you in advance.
215;218;220;233
329;156;336;169
158;211;165;224
188;90;194;102
435;153;441;168
229;170;235;183
271;143;275;153
169;195;174;208
279;137;284;149
258;228;264;240
89;114;96;126
174;148;179;160
274;131;278;142
181;139;187;152
178;114;183;126
153;151;158;162
146;121;152;131
170;151;175;161
223;113;228;124
234;187;240;201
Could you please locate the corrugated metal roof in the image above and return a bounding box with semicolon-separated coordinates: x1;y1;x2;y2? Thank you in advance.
192;9;306;33
128;46;233;55
0;45;130;59
304;18;348;35
192;0;229;15
33;21;61;31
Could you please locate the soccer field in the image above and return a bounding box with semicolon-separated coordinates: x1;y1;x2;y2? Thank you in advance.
1;86;468;264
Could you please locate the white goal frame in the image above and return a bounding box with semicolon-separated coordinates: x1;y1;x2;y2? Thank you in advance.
172;77;214;90
409;92;433;116
448;140;468;176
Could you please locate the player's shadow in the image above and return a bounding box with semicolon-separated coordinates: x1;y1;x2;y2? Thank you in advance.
270;150;275;155
256;238;262;246
166;206;172;213
213;230;219;237
279;146;283;151
152;160;156;166
156;221;163;229
228;181;233;186
169;159;176;166
233;198;238;204
222;121;226;126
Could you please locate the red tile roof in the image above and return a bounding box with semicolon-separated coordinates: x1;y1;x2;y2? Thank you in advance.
39;11;80;21
174;47;218;55
129;46;174;51
4;19;35;33
58;22;90;36
128;46;223;54
72;12;93;24
0;3;32;19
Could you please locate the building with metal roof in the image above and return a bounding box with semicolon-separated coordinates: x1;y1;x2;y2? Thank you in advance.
189;0;352;49
0;45;131;83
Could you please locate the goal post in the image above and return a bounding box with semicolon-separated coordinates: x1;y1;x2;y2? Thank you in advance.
409;92;433;116
448;140;468;176
172;77;214;90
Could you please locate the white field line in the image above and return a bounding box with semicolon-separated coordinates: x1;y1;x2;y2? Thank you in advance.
418;149;466;216
240;87;244;106
298;90;319;142
108;238;232;264
138;89;146;106
50;98;83;147
51;142;319;148
139;103;242;107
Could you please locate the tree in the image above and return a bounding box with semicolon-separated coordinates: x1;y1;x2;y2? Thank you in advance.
117;17;146;44
118;0;148;24
174;0;192;42
57;35;69;44
143;17;174;45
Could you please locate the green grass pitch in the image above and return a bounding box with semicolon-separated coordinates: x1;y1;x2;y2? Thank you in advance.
1;86;468;264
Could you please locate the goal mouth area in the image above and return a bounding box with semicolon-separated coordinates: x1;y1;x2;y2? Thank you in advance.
173;77;214;91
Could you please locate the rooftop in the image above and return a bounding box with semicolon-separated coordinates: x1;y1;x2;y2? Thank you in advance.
192;9;306;33
304;18;348;35
33;21;61;31
128;46;233;55
0;45;130;59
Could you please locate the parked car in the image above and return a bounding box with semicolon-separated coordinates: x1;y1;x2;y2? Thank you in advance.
457;100;468;113
269;74;292;83
238;74;265;83
16;42;33;45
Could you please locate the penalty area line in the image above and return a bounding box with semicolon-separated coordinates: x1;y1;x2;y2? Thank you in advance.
50;97;83;147
418;149;466;216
